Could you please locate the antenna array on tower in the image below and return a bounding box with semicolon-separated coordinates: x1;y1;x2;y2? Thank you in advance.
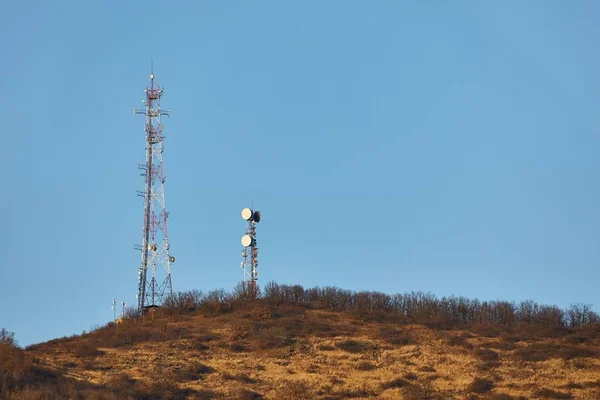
241;207;261;296
133;71;175;312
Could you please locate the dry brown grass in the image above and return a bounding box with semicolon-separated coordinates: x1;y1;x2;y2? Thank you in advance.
4;302;600;399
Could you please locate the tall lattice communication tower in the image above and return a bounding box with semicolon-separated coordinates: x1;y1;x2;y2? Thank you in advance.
241;208;261;295
133;70;175;312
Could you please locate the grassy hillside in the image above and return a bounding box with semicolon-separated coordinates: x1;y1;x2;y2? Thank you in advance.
1;283;599;399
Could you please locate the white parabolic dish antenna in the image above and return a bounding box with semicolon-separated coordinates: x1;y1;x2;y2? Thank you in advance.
241;208;253;221
241;234;253;247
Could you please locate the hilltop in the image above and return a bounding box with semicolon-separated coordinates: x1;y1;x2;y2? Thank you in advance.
1;283;600;399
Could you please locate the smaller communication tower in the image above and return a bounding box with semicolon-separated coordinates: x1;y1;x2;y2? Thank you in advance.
240;207;261;295
111;299;116;322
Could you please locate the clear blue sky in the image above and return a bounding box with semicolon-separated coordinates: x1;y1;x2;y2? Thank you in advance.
1;1;599;346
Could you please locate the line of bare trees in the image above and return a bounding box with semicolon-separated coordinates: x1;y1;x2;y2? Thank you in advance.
162;281;598;329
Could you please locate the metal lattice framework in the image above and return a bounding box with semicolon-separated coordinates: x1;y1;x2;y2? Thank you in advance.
134;71;174;312
242;222;258;284
241;208;260;296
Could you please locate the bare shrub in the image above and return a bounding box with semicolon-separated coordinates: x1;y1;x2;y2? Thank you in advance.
232;281;261;303
514;343;556;362
145;374;189;400
230;342;247;352
166;325;188;341
335;384;376;398
401;383;443;400
198;289;232;317
257;325;294;349
304;320;339;337
106;372;141;398
258;282;598;329
355;361;376;371
565;332;592;345
573;361;587;369
468;377;494;394
191;332;219;351
191;341;209;351
122;306;141;319
192;390;218;400
560;346;597;360
335;340;372;354
381;378;410;389
230;321;253;341
404;372;418;381
566;303;599;328
0;329;33;395
306;364;319;374
232;387;263;400
197;333;219;342
514;343;597;362
329;376;344;385
474;349;500;370
278;380;312;400
223;372;257;384
111;324;166;347
0;329;16;347
318;344;335;351
164;290;205;313
472;324;504;338
73;341;104;358
511;324;568;342
583;380;600;389
489;395;527;400
177;362;215;381
559;382;583;390
481;340;517;351
379;327;414;346
447;333;473;349
250;306;273;321
533;388;573;399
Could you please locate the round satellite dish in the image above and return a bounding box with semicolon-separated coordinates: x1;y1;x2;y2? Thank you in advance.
169;256;176;263
241;234;253;247
252;210;261;223
241;208;253;220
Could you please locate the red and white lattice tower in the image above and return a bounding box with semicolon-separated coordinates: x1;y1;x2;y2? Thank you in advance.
133;70;175;312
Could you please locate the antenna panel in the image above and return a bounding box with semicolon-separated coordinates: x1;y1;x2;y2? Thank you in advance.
241;208;253;220
241;234;253;247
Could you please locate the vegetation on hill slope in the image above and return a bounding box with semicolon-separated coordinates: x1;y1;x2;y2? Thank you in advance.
2;283;600;399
